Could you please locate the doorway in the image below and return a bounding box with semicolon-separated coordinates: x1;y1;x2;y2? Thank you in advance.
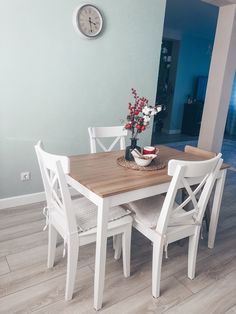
152;39;180;144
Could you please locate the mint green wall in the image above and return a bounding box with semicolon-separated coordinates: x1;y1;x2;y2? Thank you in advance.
0;0;166;198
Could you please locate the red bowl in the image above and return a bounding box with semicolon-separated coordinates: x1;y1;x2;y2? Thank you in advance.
143;146;156;155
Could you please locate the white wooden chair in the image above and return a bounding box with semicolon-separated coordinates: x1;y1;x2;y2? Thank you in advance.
88;126;128;258
127;154;223;298
88;126;127;153
183;145;217;229
35;141;132;301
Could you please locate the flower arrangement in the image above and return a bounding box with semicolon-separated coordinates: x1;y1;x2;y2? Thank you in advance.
124;88;162;139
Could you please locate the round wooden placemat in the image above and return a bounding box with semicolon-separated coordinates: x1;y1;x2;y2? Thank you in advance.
117;156;166;171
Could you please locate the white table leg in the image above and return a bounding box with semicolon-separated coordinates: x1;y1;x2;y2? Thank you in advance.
208;169;227;249
94;198;109;310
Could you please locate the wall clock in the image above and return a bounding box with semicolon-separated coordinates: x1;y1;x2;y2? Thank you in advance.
73;4;103;38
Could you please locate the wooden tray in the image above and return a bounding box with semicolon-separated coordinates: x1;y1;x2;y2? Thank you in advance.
117;156;166;171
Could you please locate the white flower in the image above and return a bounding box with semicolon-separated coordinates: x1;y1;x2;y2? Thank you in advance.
150;109;156;116
142;106;150;115
142;104;161;120
144;116;150;123
156;105;162;113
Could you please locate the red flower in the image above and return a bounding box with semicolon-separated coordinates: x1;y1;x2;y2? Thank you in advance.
124;88;160;139
125;123;132;129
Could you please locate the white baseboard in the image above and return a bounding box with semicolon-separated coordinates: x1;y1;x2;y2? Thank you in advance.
0;188;80;210
0;192;46;210
162;129;181;135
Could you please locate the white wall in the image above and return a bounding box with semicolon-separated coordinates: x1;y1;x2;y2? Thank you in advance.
0;0;166;198
198;4;236;152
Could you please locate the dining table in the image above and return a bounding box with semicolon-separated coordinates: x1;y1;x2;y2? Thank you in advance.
66;145;229;310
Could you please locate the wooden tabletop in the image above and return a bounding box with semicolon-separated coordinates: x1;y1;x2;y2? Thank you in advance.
69;145;229;198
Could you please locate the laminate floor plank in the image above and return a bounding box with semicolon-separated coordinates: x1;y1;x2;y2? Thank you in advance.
6;239;115;272
0;205;44;231
0;231;48;258
225;305;236;314
0;266;93;314
0;202;45;219
6;244;50;271
175;245;236;294
0;257;10;276
0;219;45;242
0;254;67;298
163;269;236;314
32;276;192;314
99;276;192;314
3;242;107;296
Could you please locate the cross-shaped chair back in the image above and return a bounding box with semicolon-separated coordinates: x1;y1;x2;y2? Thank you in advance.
35;141;77;234
88;126;127;153
156;154;223;235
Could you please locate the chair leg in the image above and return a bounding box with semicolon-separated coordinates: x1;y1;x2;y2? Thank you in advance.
208;170;226;249
204;199;212;232
114;234;122;260
122;225;132;278
47;224;57;268
113;235;116;250
152;238;163;298
65;235;79;301
188;227;201;280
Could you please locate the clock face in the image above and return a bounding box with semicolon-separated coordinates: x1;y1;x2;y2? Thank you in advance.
74;4;103;38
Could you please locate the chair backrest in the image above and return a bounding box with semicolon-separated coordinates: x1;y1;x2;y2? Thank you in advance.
156;154;223;235
35;141;77;234
184;145;217;159
88;126;127;153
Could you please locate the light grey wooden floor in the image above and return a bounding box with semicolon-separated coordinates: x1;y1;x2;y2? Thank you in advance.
0;170;236;314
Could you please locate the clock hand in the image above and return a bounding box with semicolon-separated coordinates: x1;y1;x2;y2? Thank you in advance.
89;16;96;26
88;17;92;32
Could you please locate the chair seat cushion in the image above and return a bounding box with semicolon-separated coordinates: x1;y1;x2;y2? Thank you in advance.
127;195;181;229
72;197;131;233
127;195;165;229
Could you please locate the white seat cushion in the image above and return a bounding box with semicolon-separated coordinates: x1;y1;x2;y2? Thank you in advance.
127;195;166;229
127;195;181;229
72;197;131;233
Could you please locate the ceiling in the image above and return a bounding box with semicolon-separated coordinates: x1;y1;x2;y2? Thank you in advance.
164;0;219;39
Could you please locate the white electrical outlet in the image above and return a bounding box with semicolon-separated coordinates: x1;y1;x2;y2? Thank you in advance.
21;172;31;181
